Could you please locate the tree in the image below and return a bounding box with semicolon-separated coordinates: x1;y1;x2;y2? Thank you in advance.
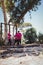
19;22;32;32
0;0;7;39
23;27;37;43
0;0;41;36
38;33;43;44
5;0;41;20
22;22;32;27
5;0;41;33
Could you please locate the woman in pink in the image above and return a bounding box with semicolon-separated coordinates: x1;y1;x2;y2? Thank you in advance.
16;31;22;45
14;31;22;45
7;32;11;45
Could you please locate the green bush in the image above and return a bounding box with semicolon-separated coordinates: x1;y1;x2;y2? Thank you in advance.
38;33;43;44
23;28;37;43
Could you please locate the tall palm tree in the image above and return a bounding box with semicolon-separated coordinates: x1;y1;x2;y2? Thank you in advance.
0;0;7;39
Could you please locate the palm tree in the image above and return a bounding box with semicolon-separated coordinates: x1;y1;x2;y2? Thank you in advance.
0;0;7;39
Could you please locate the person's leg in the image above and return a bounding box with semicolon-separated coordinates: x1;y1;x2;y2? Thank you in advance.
17;40;19;45
8;39;10;45
14;39;18;45
9;39;11;45
19;39;21;45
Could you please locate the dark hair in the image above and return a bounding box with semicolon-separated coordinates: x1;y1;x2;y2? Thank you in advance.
18;31;19;32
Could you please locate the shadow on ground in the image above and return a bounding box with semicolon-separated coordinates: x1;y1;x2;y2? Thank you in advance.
0;45;41;59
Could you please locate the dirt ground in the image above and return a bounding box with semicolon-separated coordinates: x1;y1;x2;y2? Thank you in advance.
0;44;43;65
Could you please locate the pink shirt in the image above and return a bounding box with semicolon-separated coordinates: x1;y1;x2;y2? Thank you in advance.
7;33;11;39
16;32;22;40
14;32;22;40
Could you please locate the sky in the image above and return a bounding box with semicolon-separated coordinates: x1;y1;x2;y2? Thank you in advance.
0;0;43;35
24;0;43;34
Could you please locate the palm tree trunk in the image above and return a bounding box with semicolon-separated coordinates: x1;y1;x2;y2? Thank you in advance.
1;0;7;39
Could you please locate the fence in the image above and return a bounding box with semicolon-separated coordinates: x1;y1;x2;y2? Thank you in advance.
0;23;16;39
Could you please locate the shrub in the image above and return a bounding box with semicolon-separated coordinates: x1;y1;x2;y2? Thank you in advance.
38;33;43;44
23;28;37;43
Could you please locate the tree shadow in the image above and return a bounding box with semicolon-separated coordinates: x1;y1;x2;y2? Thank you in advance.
0;47;41;59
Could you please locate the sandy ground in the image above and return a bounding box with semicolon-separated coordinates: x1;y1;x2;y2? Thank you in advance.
0;44;43;65
0;53;43;65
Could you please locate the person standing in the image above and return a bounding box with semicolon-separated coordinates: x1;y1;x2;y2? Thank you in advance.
16;31;22;45
7;32;11;45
